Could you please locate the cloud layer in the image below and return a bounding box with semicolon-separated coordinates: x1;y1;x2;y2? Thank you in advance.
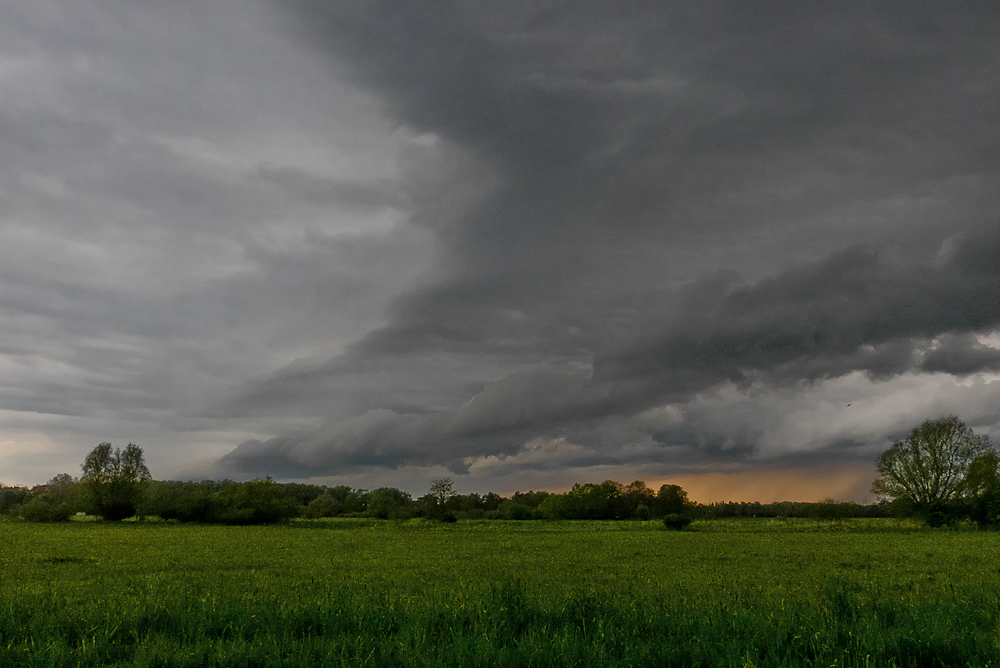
3;1;1000;495
209;2;1000;485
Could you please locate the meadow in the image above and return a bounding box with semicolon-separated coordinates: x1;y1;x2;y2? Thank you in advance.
3;518;1000;667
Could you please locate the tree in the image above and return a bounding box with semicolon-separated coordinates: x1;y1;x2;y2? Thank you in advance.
305;491;343;518
655;484;692;516
48;473;77;486
428;478;457;505
872;416;994;522
81;443;151;521
367;487;412;519
965;451;1000;528
210;478;299;525
965;451;1000;495
140;481;215;523
21;474;81;523
621;481;656;519
481;492;503;512
540;481;623;520
0;484;30;517
426;479;457;521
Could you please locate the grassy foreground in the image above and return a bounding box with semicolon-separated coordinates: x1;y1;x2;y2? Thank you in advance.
3;518;1000;667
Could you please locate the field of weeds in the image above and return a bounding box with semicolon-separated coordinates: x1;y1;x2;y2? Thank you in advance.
3;518;1000;667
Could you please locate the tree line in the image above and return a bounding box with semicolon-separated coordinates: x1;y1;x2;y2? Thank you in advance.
1;445;879;525
7;474;891;525
3;463;699;525
3;415;998;527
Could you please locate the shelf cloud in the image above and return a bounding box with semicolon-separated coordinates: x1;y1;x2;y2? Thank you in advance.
3;0;1000;496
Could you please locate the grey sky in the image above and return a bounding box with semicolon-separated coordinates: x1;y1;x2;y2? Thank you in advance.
2;0;999;500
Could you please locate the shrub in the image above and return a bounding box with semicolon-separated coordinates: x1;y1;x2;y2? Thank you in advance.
971;488;1000;528
366;487;412;519
20;496;76;523
497;501;534;520
662;513;691;530
920;501;966;528
0;486;30;516
21;477;81;523
209;478;299;525
140;481;216;522
305;493;343;518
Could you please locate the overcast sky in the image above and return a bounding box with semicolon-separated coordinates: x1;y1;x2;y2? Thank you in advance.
2;1;999;501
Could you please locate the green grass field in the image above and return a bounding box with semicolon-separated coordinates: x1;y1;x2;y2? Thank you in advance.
3;518;1000;667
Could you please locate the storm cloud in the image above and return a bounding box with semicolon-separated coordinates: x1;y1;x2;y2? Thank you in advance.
3;0;1000;495
211;2;1000;483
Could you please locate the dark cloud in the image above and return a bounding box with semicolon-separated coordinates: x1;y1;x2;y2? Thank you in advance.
921;333;1000;375
274;0;1000;362
197;1;1000;481
213;226;1000;478
213;363;593;477
4;0;1000;490
600;227;1000;389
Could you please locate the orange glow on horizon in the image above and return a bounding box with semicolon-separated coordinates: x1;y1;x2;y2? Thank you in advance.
651;463;878;504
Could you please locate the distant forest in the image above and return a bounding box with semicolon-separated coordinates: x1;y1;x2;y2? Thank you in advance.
1;475;887;525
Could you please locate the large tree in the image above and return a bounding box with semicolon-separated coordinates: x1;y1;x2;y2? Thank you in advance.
872;416;993;512
81;443;151;521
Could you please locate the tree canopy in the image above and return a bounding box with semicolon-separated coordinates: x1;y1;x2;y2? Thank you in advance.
871;416;994;512
427;479;457;505
81;443;151;521
82;443;150;484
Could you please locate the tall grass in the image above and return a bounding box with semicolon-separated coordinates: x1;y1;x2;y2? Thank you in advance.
3;519;1000;667
4;576;998;667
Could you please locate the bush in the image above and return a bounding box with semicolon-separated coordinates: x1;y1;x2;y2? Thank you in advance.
662;513;691;530
497;501;534;520
0;486;30;516
139;479;300;524
366;488;412;519
20;496;76;523
209;478;300;525
21;477;81;523
920;501;966;528
305;493;343;518
971;488;1000;528
85;480;145;521
140;481;212;521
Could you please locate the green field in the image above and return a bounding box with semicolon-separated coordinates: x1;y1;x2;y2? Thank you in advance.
4;518;1000;667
